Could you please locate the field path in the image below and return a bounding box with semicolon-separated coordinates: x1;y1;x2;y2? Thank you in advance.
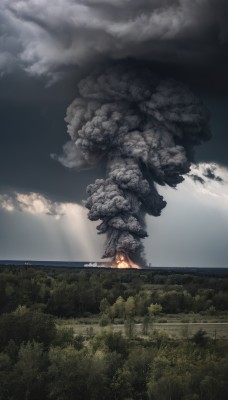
60;321;228;339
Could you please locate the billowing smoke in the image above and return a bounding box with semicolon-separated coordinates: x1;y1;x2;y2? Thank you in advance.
60;63;210;262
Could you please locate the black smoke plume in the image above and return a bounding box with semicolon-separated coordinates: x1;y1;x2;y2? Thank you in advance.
61;63;210;262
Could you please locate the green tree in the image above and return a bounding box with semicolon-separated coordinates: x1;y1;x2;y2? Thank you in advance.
111;366;133;400
92;331;128;357
148;303;162;316
48;346;108;400
125;296;135;317
53;326;75;348
0;310;56;350
12;341;48;400
0;352;13;399
148;373;189;400
191;329;209;347
100;298;110;315
125;347;154;400
112;296;125;319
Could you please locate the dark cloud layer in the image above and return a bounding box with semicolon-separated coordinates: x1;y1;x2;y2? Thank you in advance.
0;72;106;204
0;71;226;210
0;1;228;266
0;1;228;207
0;1;228;83
196;96;228;166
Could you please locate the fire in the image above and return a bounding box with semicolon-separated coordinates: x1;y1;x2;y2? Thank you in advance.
112;253;141;269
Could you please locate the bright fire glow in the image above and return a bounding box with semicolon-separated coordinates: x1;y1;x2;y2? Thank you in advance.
112;253;141;269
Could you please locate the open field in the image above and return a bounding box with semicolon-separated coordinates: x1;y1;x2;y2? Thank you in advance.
57;320;228;339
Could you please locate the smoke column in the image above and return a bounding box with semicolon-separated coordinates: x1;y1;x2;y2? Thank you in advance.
62;63;210;263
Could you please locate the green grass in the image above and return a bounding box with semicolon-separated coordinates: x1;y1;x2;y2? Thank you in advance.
56;314;228;339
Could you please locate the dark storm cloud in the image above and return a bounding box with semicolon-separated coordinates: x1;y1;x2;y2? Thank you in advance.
0;1;227;267
0;0;227;208
188;162;224;185
203;167;223;182
0;71;105;204
195;96;228;167
189;174;205;185
0;0;228;79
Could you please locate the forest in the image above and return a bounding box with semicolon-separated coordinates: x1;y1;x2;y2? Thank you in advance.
0;266;228;400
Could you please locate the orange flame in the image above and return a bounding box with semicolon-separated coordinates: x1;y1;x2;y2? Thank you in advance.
112;253;141;269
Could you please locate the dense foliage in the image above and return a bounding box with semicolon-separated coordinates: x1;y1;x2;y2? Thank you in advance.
0;307;227;400
0;266;228;318
0;266;227;400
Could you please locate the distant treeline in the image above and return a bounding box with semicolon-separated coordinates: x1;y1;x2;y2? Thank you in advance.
0;266;228;318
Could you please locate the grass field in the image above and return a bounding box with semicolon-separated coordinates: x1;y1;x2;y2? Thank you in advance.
57;317;228;339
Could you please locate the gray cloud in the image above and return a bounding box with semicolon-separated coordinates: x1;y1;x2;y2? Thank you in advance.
0;191;65;218
0;1;227;268
0;164;227;266
203;167;223;182
146;166;228;268
189;174;205;185
0;193;104;261
0;71;107;206
189;162;224;184
0;0;227;79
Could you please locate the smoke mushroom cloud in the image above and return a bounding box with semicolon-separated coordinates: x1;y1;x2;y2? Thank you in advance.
58;63;210;263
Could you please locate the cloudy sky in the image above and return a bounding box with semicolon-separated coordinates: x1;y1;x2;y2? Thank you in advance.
0;0;228;267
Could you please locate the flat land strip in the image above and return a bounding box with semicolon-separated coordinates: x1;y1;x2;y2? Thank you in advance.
58;320;228;339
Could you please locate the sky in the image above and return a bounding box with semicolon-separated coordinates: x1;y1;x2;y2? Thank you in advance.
0;0;228;267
